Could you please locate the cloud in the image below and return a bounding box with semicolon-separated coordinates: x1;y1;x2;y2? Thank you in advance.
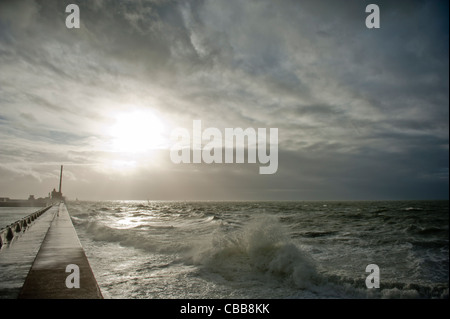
0;0;448;199
0;0;41;32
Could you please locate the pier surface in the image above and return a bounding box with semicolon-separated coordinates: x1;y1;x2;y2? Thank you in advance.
18;203;102;299
0;206;57;298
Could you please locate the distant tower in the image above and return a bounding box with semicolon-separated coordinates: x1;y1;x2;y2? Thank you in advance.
59;165;63;193
51;165;64;202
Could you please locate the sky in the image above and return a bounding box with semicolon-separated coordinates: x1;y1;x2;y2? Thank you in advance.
0;0;448;201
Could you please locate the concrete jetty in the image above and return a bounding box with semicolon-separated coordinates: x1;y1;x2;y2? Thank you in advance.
18;203;103;299
1;166;101;299
0;206;58;298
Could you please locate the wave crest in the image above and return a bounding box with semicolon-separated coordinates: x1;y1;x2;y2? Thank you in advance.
187;215;317;289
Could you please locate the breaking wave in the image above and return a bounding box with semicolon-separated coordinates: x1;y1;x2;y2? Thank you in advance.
186;215;317;289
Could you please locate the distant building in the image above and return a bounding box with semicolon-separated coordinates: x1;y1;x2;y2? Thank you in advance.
51;165;65;203
51;188;63;201
0;165;64;207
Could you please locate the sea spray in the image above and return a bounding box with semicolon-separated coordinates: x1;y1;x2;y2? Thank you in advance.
187;215;317;289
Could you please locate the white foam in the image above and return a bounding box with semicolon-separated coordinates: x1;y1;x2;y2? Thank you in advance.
187;214;317;289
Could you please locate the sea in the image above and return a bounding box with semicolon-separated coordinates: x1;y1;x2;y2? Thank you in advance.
66;200;448;299
1;200;448;299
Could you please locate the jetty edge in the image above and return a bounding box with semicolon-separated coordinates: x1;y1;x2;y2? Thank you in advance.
0;205;53;249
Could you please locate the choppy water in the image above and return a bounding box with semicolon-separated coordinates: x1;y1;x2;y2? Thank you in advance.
0;207;39;229
65;200;448;299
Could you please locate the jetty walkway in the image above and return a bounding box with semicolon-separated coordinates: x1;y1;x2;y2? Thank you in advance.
0;203;102;299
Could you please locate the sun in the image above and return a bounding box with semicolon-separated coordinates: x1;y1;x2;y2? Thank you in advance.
109;110;166;153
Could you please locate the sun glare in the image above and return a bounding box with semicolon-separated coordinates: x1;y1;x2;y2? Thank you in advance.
110;110;166;153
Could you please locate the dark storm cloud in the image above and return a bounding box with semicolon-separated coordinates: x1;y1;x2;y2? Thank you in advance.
0;0;447;199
